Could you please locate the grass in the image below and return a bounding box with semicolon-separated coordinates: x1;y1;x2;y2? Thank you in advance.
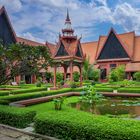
31;96;140;140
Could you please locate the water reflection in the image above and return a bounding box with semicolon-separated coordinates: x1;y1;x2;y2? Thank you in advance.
70;98;140;118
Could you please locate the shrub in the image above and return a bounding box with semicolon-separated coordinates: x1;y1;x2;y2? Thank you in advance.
56;72;63;83
73;72;80;82
89;69;100;81
34;110;140;140
69;82;78;88
134;71;140;81
45;72;53;82
0;99;9;105
9;87;47;94
0;88;83;102
0;90;10;96
19;80;26;85
118;88;140;93
108;69;118;82
0;105;36;128
108;65;125;82
60;80;64;86
36;82;41;87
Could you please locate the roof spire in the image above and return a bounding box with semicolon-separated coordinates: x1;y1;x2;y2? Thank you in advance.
65;8;71;23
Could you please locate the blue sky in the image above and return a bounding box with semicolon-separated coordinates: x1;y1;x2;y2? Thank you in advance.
0;0;140;43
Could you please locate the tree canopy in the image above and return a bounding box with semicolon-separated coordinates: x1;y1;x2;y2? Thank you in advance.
0;41;52;85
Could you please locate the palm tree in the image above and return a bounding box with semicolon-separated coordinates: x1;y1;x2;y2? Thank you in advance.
83;57;94;80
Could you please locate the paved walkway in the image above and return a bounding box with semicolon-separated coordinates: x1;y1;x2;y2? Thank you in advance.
0;124;57;140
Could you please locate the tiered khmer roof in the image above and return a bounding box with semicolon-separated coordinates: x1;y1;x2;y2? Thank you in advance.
53;9;84;62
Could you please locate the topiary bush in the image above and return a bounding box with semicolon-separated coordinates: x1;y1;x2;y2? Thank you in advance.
0;105;36;128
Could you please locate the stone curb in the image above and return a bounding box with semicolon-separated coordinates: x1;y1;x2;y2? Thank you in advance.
0;124;59;140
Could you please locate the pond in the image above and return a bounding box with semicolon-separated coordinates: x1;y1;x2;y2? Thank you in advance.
69;97;140;119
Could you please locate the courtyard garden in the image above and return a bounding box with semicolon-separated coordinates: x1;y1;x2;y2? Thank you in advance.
0;80;140;139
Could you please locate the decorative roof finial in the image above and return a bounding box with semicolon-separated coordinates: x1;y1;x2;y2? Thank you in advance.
65;8;71;23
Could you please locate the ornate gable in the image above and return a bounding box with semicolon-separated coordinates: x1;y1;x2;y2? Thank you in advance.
76;43;82;57
98;29;129;60
55;41;69;57
0;7;17;44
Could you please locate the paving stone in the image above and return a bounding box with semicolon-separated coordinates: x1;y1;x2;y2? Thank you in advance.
0;135;16;140
17;135;35;140
0;128;23;138
0;134;5;138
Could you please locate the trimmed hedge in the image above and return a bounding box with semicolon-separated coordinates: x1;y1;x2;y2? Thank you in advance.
34;109;140;140
0;91;10;96
118;88;140;93
10;87;47;94
0;105;36;128
0;87;48;97
95;88;113;92
0;88;82;102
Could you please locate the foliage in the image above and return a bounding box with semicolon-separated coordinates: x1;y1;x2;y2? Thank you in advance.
53;97;65;110
108;69;118;82
0;105;36;128
73;72;80;82
108;65;125;82
119;79;131;87
34;105;140;140
89;69;100;81
0;41;52;85
0;88;83;102
79;86;104;104
36;77;42;87
55;72;63;83
45;72;53;82
69;81;78;88
134;71;140;81
83;57;99;81
36;82;42;87
83;57;93;80
19;80;26;85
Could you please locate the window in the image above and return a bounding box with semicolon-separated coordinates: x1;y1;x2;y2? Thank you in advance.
110;64;116;70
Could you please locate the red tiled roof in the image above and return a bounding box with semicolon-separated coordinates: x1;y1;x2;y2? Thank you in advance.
96;28;132;60
17;37;45;46
125;63;140;72
46;42;56;56
81;41;98;64
133;36;140;61
54;37;84;59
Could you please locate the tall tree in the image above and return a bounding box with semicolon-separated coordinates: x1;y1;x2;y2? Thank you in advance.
0;41;52;85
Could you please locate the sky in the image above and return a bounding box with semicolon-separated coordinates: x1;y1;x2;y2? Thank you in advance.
0;0;140;43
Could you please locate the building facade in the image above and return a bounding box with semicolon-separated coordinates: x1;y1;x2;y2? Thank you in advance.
1;6;140;83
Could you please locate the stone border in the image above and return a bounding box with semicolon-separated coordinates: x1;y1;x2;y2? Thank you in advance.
0;124;58;140
10;92;80;107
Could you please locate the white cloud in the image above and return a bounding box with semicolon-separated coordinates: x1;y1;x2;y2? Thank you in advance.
113;2;140;33
0;0;140;43
22;32;44;43
0;0;22;12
